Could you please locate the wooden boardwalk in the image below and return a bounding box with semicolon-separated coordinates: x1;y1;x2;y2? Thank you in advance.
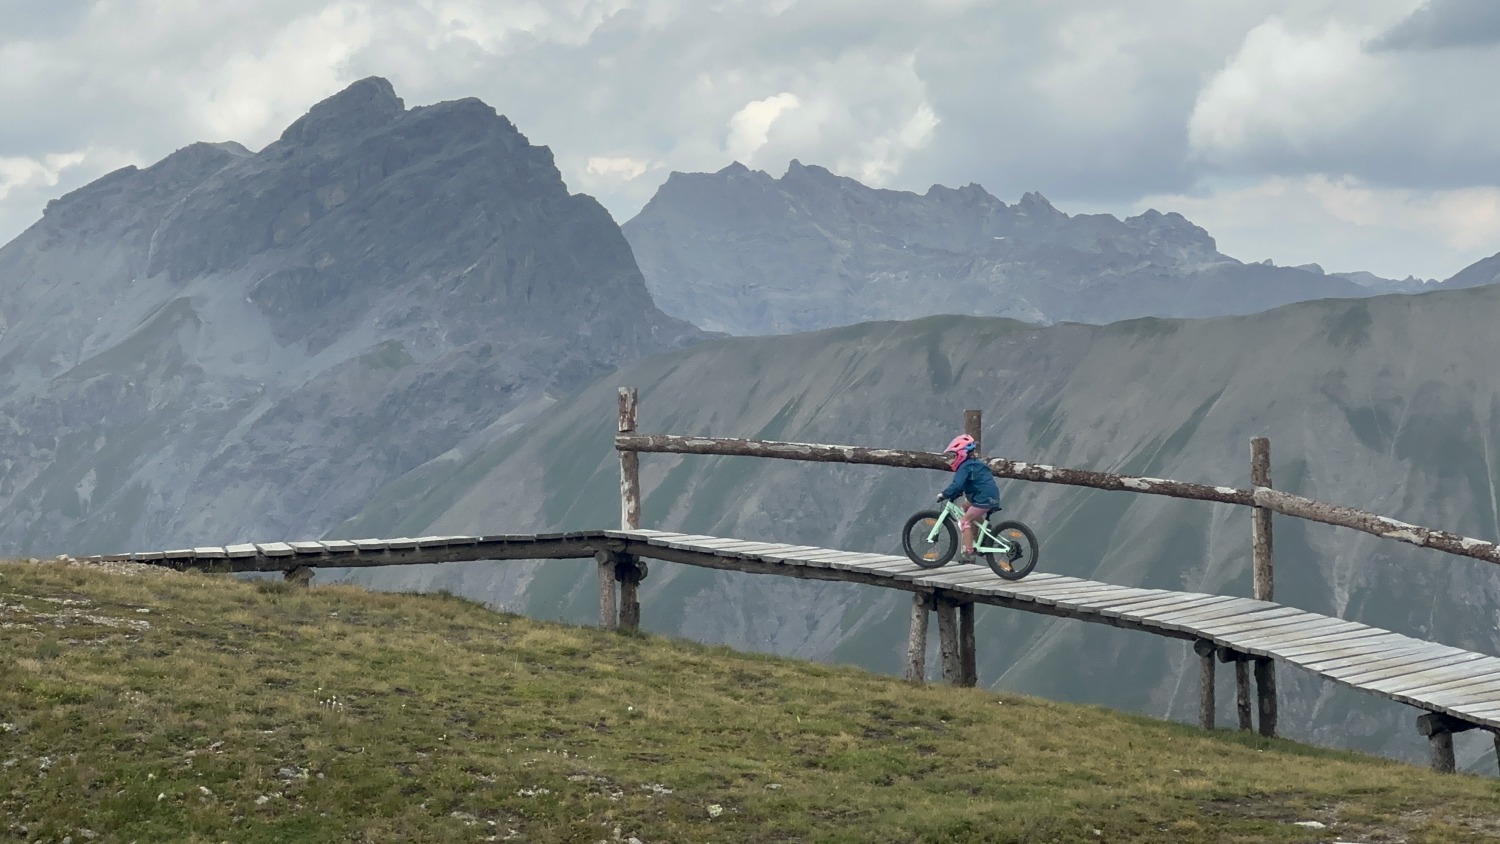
89;528;1500;751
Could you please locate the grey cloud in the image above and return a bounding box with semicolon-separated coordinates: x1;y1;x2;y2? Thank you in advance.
3;0;1500;279
1371;0;1500;50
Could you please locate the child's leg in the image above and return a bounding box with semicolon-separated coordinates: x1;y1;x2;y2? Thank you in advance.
962;504;986;553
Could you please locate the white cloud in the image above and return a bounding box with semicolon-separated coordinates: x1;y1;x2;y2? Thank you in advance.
1188;19;1386;163
1135;175;1500;279
585;156;654;179
3;0;1500;280
725;92;801;163
0;151;87;201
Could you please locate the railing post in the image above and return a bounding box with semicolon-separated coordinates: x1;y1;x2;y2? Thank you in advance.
1194;639;1216;730
964;409;982;454
1251;437;1277;736
619;387;641;530
960;407;982;688
596;550;618;630
906;593;930;682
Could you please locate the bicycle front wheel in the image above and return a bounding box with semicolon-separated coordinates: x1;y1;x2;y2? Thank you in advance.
902;510;957;568
983;520;1039;580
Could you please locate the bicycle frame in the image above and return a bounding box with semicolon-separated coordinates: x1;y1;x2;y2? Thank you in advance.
929;500;1016;555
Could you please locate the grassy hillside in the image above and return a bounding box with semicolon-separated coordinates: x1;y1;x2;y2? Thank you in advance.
4;560;1500;843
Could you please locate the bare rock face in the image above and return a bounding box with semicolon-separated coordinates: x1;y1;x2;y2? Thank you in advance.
622;161;1379;334
0;77;702;555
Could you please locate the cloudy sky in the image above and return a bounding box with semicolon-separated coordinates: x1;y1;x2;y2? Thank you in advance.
4;0;1500;280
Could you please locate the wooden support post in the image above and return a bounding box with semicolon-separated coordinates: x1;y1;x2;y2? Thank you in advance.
1417;713;1476;774
1493;731;1500;778
1250;437;1277;737
284;566;314;586
1429;730;1456;774
615;555;647;632
959;602;977;687
964;409;983;454
1254;657;1277;737
936;596;962;685
595;550;618;630
1194;639;1216;730
906;593;930;682
1251;437;1273;601
1218;648;1252;731
619;387;641;530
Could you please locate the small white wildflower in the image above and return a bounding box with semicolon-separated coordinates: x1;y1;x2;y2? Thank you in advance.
255;795;270;806
707;804;723;818
198;786;212;797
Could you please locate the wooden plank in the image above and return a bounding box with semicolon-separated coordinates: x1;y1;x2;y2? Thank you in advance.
415;536;458;548
255;543;295;557
1226;622;1367;657
1125;595;1240;622
1090;592;1181;615
1361;655;1493;694
1271;627;1394;657
1329;648;1471;685
1408;678;1500;709
290;542;326;554
317;540;358;553
1057;586;1159;607
384;537;419;550
1147;597;1267;626
1189;606;1309;637
1219;617;1353;647
1297;640;1433;674
1096;592;1203;616
1014;584;1140;605
1404;666;1500;698
162;549;197;560
131;550;165;561
925;569;1004;589
191;547;228;559
353;539;389;552
1242;625;1390;659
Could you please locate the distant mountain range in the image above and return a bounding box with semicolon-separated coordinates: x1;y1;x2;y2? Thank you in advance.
0;77;701;554
622;160;1445;334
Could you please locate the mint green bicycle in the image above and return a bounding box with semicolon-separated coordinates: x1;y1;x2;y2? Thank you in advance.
901;499;1040;580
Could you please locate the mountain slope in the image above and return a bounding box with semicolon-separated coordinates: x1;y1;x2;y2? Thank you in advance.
0;77;701;556
621;160;1377;334
332;283;1500;767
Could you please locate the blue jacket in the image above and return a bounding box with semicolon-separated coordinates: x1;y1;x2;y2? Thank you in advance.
941;457;1000;509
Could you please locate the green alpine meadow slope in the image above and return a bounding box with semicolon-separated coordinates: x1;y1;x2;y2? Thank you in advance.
330;283;1500;769
10;559;1500;842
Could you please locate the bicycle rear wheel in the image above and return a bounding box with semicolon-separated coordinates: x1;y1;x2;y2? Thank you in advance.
902;510;957;568
982;520;1039;580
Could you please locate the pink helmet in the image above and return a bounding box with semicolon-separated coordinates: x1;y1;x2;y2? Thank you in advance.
944;434;976;470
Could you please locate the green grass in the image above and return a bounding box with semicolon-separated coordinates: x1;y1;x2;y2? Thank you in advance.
4;560;1500;843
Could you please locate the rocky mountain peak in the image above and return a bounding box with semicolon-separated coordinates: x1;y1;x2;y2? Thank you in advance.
277;76;405;147
1016;191;1061;216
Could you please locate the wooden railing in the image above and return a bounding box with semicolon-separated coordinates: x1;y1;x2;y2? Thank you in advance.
611;385;1500;750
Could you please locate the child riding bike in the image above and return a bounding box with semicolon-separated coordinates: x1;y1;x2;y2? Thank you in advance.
935;434;1004;568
